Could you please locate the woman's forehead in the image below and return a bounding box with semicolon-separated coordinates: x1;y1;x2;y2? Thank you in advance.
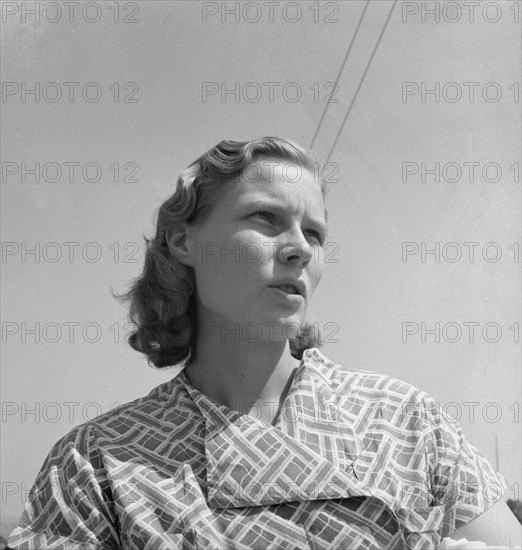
244;157;314;182
230;171;327;227
235;175;323;206
237;162;320;195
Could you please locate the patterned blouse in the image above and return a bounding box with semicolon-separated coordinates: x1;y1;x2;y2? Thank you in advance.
7;347;507;549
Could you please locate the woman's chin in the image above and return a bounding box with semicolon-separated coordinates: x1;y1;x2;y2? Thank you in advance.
247;317;301;341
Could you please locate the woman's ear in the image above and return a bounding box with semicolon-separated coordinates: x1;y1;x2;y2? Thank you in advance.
166;224;195;267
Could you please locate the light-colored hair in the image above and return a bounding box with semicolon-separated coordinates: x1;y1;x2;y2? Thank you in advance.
113;137;329;369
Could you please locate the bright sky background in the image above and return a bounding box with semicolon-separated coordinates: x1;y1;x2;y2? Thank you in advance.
1;0;520;535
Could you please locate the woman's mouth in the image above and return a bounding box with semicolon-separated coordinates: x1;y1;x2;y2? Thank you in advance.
269;286;304;303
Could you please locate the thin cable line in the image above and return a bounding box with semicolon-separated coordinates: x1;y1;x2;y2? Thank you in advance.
309;0;371;150
310;0;370;149
325;0;398;164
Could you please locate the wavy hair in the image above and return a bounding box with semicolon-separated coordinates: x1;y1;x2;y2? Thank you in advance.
112;137;329;369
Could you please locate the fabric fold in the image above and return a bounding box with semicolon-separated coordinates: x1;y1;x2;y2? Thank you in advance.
179;357;409;547
204;412;374;509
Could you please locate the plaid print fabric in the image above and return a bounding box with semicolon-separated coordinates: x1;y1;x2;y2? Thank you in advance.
7;348;507;549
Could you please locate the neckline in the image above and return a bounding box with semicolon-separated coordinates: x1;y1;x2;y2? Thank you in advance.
177;349;318;428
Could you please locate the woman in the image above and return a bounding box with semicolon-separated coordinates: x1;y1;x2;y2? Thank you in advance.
7;137;521;549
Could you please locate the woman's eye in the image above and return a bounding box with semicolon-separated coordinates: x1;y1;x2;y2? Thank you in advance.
252;211;273;222
252;212;324;246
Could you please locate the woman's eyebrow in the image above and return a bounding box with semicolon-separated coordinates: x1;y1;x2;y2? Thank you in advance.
241;199;328;231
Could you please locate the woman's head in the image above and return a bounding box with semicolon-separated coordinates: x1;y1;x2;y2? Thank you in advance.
114;137;329;369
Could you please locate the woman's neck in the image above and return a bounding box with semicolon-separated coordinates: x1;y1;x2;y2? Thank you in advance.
183;338;301;424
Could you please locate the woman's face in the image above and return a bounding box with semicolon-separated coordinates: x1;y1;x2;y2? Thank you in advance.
183;157;328;341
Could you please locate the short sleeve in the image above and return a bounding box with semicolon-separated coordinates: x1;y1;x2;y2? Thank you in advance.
420;393;508;538
7;423;121;550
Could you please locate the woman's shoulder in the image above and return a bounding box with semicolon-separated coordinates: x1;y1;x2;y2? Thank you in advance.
49;372;193;449
304;347;432;416
94;373;186;421
306;347;428;395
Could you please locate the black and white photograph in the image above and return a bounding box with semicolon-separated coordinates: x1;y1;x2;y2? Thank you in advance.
1;0;521;548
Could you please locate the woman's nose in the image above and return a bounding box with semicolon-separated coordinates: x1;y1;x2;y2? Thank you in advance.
277;233;314;264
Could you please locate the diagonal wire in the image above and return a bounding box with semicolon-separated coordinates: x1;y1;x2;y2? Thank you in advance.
325;0;398;164
310;0;371;150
